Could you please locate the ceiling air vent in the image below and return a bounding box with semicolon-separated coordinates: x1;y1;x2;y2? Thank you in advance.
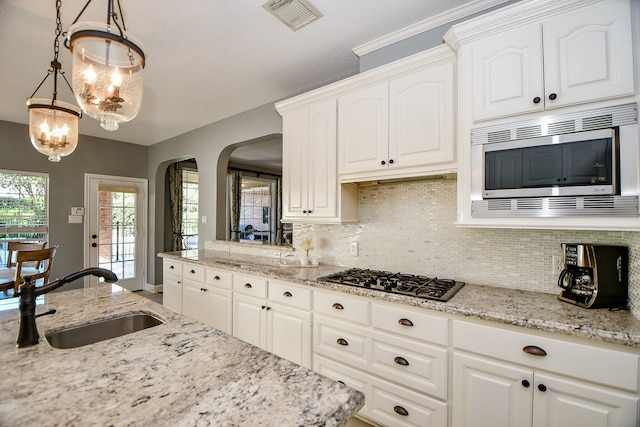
263;0;323;31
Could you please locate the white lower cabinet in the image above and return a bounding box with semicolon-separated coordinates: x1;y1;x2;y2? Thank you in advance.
452;320;640;427
162;259;183;313
312;289;449;427
232;275;312;368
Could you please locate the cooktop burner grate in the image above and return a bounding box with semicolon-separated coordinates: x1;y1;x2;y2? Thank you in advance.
317;268;465;302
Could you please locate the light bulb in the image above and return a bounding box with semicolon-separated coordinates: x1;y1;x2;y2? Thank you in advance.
83;64;97;84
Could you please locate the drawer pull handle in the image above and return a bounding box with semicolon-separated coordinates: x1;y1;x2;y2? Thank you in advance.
189;270;195;274
398;318;414;327
393;406;409;417
169;265;175;269
394;356;409;366
244;283;252;289
332;303;344;310
523;345;547;357
337;338;349;346
337;380;346;386
213;275;220;280
283;291;293;298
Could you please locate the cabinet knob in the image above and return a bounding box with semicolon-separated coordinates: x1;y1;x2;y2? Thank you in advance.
389;159;394;164
523;345;547;357
303;210;307;213
393;406;409;417
381;160;386;165
91;234;97;239
308;210;312;214
337;338;349;346
394;356;409;366
538;384;547;392
398;318;414;327
332;303;344;310
532;96;541;104
213;275;220;280
548;93;557;100
244;283;252;289
521;379;530;388
283;291;293;298
200;287;207;292
91;243;97;247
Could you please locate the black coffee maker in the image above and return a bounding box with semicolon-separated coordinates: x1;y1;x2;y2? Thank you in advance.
557;244;628;309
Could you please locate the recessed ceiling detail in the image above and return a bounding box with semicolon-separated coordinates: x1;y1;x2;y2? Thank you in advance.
262;0;323;31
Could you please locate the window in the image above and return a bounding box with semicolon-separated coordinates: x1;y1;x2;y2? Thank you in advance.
0;170;48;266
239;177;275;243
182;169;198;249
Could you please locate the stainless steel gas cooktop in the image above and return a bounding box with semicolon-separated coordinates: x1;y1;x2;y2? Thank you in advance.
317;268;465;302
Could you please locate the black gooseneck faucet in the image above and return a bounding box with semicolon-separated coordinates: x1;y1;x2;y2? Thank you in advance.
17;267;118;348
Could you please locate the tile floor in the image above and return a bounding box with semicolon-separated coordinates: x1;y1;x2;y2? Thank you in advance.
134;290;375;427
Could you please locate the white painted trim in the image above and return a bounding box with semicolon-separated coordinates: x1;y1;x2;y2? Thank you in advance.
352;0;512;57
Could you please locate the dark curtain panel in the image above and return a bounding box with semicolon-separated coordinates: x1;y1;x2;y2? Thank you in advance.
228;170;241;241
275;177;283;245
169;162;184;251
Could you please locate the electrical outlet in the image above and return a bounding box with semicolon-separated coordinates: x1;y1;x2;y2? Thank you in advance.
552;255;563;275
350;242;358;256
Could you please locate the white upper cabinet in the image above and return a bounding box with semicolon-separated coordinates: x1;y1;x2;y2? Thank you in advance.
280;99;358;224
338;56;456;182
466;0;634;122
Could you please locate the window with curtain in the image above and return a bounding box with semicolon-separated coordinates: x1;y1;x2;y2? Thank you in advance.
0;170;48;265
181;169;199;250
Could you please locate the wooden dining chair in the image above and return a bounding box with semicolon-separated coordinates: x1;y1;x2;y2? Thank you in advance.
0;246;58;294
6;241;47;268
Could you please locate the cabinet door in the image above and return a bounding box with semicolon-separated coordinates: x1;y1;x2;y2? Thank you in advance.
267;302;312;368
204;287;232;334
452;352;533;427
233;293;267;349
532;373;639;427
308;99;338;218
163;273;183;314
282;107;310;219
542;0;634;110
338;83;389;174
389;62;455;168
182;280;206;322
471;23;544;121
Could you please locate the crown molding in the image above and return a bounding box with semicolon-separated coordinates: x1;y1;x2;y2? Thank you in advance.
352;0;513;57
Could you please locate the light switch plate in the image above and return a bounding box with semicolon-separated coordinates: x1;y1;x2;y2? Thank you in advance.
68;215;83;224
71;207;85;215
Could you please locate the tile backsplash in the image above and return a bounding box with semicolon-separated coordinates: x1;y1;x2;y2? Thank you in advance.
290;178;640;319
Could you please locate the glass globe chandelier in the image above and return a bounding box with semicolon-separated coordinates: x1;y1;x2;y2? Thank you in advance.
65;0;146;131
27;0;82;163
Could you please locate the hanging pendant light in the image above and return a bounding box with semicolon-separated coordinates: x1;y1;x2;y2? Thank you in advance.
66;0;146;131
27;0;82;163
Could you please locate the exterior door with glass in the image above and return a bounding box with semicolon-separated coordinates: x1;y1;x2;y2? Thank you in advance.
85;174;147;291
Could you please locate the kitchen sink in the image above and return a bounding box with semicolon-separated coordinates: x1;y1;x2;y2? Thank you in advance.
45;312;164;349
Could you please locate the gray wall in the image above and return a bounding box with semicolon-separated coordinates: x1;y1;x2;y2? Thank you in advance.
0;120;148;290
147;103;283;285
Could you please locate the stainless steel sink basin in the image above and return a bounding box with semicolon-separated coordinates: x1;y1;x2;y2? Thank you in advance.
45;312;164;349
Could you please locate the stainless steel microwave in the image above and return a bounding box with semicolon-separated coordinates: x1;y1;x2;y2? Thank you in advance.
470;103;640;217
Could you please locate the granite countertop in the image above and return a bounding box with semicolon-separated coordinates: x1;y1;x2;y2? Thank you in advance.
160;250;640;349
0;286;364;427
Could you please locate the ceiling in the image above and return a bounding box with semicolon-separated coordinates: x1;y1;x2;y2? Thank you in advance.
1;0;500;149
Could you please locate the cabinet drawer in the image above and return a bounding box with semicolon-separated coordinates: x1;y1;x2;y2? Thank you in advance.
370;330;448;400
268;280;311;309
372;303;449;346
314;315;369;366
369;374;448;427
453;320;640;392
205;268;232;290
314;290;370;325
183;264;205;283
233;274;268;298
163;258;183;276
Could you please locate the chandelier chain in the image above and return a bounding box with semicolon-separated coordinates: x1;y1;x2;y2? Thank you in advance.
54;0;62;60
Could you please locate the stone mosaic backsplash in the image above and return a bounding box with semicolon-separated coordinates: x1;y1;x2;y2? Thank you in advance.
291;178;640;319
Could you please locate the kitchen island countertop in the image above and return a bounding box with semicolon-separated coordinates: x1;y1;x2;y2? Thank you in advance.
0;285;364;427
160;250;640;349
